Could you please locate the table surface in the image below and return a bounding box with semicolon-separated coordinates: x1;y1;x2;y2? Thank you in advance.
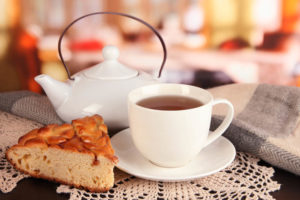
1;161;299;200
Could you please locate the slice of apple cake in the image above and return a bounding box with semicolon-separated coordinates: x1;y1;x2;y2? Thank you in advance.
6;114;118;192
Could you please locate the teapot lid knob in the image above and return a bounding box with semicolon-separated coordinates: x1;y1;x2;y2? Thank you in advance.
102;46;119;60
82;45;138;80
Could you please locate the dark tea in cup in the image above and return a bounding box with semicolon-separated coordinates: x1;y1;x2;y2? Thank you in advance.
137;95;203;111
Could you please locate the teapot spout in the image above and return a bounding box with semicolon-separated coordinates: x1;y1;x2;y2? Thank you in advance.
35;74;71;109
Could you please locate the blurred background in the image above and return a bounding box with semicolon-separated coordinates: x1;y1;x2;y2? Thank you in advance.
0;0;300;93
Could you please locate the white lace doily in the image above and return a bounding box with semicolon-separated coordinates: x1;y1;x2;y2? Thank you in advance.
0;111;281;199
0;112;42;193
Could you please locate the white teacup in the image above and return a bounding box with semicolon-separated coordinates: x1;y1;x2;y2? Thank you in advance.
128;83;234;168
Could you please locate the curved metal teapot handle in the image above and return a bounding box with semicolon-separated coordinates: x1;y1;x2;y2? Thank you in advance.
58;11;167;80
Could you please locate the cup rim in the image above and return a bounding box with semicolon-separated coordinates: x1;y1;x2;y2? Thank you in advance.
128;83;213;112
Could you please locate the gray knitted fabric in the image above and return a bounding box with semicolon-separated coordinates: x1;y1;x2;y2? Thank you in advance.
0;91;63;125
210;84;300;176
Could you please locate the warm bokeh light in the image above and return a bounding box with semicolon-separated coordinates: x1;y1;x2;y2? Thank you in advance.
0;0;300;92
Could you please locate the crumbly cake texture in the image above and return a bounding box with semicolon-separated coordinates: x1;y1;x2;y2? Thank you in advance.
6;114;118;192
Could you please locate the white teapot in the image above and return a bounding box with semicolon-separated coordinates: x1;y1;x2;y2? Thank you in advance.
34;12;167;130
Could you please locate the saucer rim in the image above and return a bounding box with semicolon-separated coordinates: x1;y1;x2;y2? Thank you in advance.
111;128;236;182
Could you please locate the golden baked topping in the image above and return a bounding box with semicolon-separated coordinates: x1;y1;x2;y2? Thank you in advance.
15;114;117;164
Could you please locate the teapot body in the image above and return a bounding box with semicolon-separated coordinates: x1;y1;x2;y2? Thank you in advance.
36;12;167;130
55;72;157;129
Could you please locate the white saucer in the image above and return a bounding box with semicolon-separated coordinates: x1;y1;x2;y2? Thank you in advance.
111;128;236;182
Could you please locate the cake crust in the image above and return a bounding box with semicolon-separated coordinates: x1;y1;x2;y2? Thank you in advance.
6;114;118;192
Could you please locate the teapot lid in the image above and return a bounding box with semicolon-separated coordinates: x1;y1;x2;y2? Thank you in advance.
83;45;138;80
